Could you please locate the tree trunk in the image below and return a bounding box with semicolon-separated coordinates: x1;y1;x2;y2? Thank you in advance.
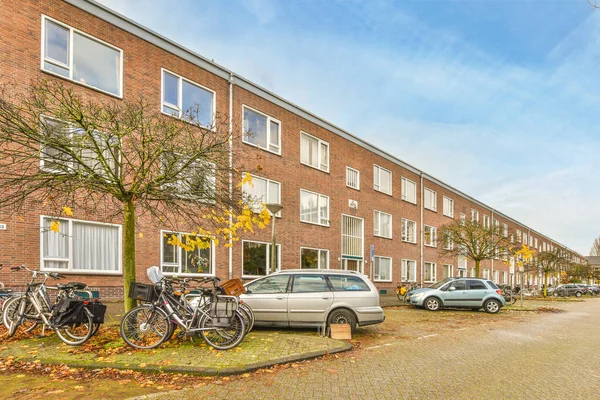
543;272;548;297
123;200;137;311
475;260;480;278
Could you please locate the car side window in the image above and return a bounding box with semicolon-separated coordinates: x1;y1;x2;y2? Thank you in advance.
467;280;487;290
246;275;290;294
449;280;466;291
291;275;329;293
326;275;370;291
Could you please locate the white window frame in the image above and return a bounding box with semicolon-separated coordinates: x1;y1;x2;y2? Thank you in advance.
483;215;490;229
471;209;479;222
373;165;392;195
163;154;216;203
401;259;417;282
242;105;281;155
160;230;215;276
300;189;330;227
242;173;281;217
241;240;281;279
424;225;437;247
503;223;508;237
443;232;454;250
443;196;454;218
517;229;522;242
161;68;216;128
401;218;417;244
424;262;437;283
534;238;538;249
300;131;329;173
41;15;123;98
424;188;437;211
401;177;417;204
300;247;329;269
459;212;466;224
483;269;490;280
346;166;360;190
374;256;392;282
373;210;392;239
341;214;364;260
40;215;122;275
493;270;500;283
443;264;453;279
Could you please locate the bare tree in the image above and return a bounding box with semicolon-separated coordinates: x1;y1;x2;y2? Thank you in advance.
588;0;599;9
535;249;570;296
590;236;600;256
0;79;268;310
440;219;514;278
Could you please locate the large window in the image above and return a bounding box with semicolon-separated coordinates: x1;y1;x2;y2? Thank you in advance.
483;215;490;229
346;166;360;190
443;196;454;218
401;218;417;243
424;225;437;247
443;232;454;250
424;188;437;211
162;153;216;202
242;173;281;215
503;223;509;237
374;256;392;282
162;69;215;127
401;177;417;204
443;264;453;279
300;247;329;269
242;106;281;154
373;210;392;239
300;189;329;226
41;216;121;273
161;231;213;275
373;165;392;195
42;16;123;97
40;116;117;175
401;259;417;282
242;241;280;277
342;215;363;259
517;229;522;242
471;209;479;222
300;132;329;172
424;262;436;282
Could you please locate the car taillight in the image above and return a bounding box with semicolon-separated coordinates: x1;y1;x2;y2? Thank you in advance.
496;290;503;295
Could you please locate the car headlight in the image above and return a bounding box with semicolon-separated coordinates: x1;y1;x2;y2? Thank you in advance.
411;292;424;299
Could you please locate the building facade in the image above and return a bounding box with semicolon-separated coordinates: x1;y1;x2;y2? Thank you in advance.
0;0;586;299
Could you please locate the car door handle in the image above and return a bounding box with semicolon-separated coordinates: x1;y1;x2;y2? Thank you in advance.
276;295;285;300
322;296;331;300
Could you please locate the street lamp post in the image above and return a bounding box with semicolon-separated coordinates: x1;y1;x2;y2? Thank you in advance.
265;203;283;274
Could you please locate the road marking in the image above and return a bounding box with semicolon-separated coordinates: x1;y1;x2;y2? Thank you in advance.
421;334;438;338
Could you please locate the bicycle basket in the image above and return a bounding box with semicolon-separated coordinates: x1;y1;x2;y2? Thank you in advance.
51;298;87;328
128;282;158;302
209;296;239;328
85;301;107;324
219;279;246;296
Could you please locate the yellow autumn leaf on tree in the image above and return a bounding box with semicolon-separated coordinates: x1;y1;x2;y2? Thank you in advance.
49;220;60;233
62;206;73;216
138;232;144;238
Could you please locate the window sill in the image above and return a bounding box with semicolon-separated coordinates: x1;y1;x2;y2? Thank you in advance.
374;234;393;240
373;188;392;196
300;161;329;174
425;208;437;212
300;220;330;228
162;272;215;277
401;198;417;205
424;244;437;248
40;269;122;276
346;185;360;191
41;69;123;99
401;240;418;244
242;140;282;156
374;279;392;283
443;213;454;218
161;110;217;131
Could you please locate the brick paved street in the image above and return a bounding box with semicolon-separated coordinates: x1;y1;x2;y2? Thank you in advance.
141;299;600;399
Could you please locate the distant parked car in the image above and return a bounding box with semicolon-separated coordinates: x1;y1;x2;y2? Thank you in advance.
546;284;583;297
240;269;385;332
408;277;505;313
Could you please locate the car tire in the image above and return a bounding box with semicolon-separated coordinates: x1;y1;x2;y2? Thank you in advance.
424;297;441;311
327;308;357;333
552;292;558;298
484;299;501;314
575;292;582;298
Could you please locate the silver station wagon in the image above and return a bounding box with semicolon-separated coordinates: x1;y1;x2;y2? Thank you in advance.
239;269;385;332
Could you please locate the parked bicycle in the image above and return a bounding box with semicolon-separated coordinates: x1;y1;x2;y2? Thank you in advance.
3;265;105;345
396;281;423;302
120;267;247;350
0;265;16;310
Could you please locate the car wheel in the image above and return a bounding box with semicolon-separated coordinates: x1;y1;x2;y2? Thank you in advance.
484;299;501;314
575;292;582;298
424;297;441;311
552;292;558;298
327;308;357;333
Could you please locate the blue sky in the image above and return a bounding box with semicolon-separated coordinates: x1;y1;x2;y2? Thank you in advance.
98;0;600;255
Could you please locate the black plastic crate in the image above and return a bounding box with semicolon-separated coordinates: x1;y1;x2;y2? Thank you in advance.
128;282;157;302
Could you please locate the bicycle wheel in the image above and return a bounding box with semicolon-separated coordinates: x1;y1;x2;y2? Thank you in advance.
2;296;39;333
120;306;170;349
200;312;246;350
55;311;94;346
238;302;254;333
6;297;27;337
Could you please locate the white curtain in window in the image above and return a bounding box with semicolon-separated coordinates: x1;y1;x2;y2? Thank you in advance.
42;217;69;269
73;221;119;271
301;134;317;167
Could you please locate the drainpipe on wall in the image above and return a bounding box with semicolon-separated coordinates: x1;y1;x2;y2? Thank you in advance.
228;73;234;280
420;173;424;285
491;208;494;280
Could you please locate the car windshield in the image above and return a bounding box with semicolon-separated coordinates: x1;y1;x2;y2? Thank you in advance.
429;278;455;289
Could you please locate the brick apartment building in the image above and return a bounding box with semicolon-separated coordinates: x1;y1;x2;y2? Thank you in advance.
0;0;586;299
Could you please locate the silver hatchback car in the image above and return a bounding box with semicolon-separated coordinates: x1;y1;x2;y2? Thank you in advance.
240;269;385;332
409;277;505;313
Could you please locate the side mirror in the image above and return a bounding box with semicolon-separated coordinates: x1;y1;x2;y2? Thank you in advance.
448;287;456;292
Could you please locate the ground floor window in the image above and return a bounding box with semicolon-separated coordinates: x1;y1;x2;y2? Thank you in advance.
374;256;392;282
341;258;363;273
483;269;490;280
424;262;436;282
41;216;121;273
443;264;453;279
242;241;280;277
470;268;476;278
401;259;417;282
493;270;499;283
161;231;214;275
502;271;508;284
300;247;329;269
